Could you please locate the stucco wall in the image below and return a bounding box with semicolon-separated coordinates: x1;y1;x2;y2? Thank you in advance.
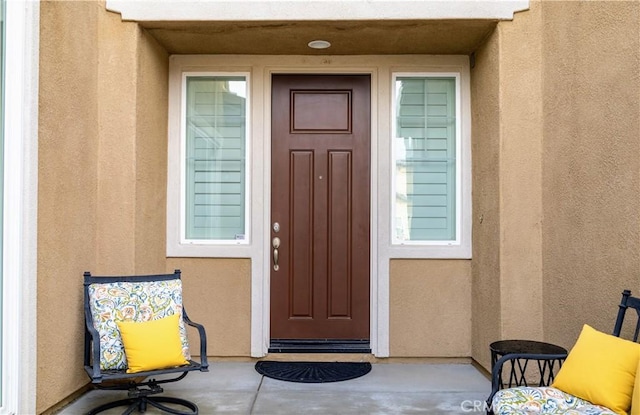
37;2;101;412
37;3;253;407
95;10;140;273
167;259;253;357
470;26;502;370
37;2;172;412
470;1;546;371
134;28;170;272
541;0;640;349
469;3;547;366
471;0;640;369
496;0;544;342
390;260;471;357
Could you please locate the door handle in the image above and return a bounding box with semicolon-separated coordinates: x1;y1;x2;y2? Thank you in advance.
272;237;281;271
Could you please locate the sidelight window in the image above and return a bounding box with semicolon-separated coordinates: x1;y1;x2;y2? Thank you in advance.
182;74;249;243
392;74;462;246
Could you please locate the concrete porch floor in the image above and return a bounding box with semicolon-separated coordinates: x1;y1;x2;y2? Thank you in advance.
58;362;490;414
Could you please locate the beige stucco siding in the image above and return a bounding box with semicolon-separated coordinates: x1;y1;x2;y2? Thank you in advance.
496;0;544;342
470;26;502;370
134;28;170;273
470;0;640;369
390;260;471;357
470;0;548;369
167;259;252;357
37;2;101;413
541;0;640;350
37;2;171;412
95;11;139;273
95;12;170;275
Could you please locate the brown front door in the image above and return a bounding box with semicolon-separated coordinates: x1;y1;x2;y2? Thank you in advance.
270;74;371;341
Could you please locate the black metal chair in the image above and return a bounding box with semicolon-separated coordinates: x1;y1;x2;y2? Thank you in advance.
613;289;640;341
84;270;209;415
486;289;640;414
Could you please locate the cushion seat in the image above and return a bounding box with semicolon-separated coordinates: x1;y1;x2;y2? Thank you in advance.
492;387;616;415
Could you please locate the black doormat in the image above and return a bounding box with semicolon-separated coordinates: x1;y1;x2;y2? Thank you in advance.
255;361;372;383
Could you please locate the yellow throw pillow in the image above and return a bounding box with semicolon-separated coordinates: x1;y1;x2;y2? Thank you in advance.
117;314;189;374
553;324;640;415
632;358;640;415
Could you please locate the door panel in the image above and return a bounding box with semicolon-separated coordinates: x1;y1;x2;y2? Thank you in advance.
327;151;352;319
290;150;313;318
271;74;371;340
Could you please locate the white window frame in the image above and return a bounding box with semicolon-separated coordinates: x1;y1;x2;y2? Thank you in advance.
386;68;471;259
168;70;252;257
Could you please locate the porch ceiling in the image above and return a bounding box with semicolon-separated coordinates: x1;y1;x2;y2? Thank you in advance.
140;20;497;55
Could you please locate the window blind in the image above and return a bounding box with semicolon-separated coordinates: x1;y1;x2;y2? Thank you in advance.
394;77;456;241
185;77;247;241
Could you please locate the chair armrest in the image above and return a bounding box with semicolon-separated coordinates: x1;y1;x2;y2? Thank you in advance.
183;310;209;371
486;352;567;412
84;308;104;383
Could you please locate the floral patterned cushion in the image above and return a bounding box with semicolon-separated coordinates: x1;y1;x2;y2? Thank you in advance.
88;279;191;370
492;387;616;415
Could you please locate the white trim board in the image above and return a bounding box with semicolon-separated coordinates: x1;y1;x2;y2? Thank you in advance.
107;0;529;21
2;0;39;413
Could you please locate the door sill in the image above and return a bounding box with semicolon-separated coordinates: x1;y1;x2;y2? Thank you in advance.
269;339;371;353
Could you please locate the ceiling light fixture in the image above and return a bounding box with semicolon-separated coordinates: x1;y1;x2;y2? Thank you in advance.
308;40;331;49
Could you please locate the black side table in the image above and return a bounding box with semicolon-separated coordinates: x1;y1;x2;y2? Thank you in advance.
490;340;568;389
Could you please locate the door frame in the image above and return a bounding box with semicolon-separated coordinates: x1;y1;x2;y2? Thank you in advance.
168;54;471;358
261;68;380;355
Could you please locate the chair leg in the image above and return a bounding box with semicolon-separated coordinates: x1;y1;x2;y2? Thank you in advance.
86;398;139;415
87;396;198;415
146;397;199;414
